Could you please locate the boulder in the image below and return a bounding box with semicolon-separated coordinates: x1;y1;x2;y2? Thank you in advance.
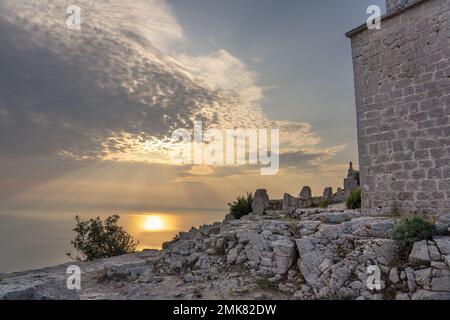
282;193;299;214
430;269;450;291
299;186;312;200
434;237;450;255
323;187;333;201
389;268;400;284
271;238;296;275
409;240;431;266
414;268;432;289
252;189;269;215
321;212;351;224
0;281;79;300
298;221;321;236
412;290;450;300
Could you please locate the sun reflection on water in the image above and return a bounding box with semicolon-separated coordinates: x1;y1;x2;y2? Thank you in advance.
143;215;166;231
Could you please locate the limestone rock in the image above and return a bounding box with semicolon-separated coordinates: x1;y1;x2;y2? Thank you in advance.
412;290;450;300
430;269;450;292
252;189;270;215
323;187;333;201
434;237;450;255
321;212;351;224
298;221;321;237
409;240;431;266
282;193;299;214
389;268;400;284
272;238;296;275
299;186;312;200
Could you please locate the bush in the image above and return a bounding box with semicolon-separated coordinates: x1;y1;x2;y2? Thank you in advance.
319;199;333;209
228;193;253;219
67;215;138;261
391;215;436;253
346;188;361;209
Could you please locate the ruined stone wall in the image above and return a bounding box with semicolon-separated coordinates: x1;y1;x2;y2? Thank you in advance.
348;0;450;215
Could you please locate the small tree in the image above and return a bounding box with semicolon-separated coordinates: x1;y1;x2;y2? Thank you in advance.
228;193;253;219
67;215;138;261
346;188;361;209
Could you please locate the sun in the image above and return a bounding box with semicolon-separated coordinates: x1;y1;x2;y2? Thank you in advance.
143;215;166;231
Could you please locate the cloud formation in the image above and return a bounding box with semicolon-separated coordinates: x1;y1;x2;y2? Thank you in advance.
0;0;344;175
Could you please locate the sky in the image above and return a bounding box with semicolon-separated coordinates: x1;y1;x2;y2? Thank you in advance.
0;0;386;215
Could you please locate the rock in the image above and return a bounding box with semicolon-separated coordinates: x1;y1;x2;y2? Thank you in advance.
272;238;296;275
444;255;450;269
0;281;79;300
358;239;399;266
321;212;351;224
389;268;400;284
431;261;448;270
268;274;283;283
428;242;441;261
400;271;406;280
405;267;416;292
227;246;242;265
352;218;395;238
323;187;333;201
184;273;198;283
430;269;450;291
412;290;450;300
395;292;410;300
414;268;432;289
435;214;450;234
295;236;333;288
409;240;431;266
224;213;235;221
282;193;299;214
252;189;270;215
298;221;321;236
434;237;450;255
299;186;312;200
333;188;345;203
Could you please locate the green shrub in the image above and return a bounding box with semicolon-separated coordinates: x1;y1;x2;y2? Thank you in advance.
346;188;361;209
67;215;138;261
391;215;436;253
319;199;333;209
228;193;253;219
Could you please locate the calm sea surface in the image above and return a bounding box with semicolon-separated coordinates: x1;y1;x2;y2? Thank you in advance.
0;209;225;273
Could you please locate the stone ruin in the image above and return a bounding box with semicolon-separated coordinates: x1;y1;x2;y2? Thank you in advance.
251;162;360;215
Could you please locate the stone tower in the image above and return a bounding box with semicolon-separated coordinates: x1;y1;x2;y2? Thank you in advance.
346;0;449;216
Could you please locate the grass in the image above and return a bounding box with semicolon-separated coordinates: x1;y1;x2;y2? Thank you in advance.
346;188;361;209
319;200;333;209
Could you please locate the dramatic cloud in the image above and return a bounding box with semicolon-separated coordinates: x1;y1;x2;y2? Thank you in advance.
0;0;344;175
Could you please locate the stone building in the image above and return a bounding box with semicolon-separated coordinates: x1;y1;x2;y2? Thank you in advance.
346;0;449;215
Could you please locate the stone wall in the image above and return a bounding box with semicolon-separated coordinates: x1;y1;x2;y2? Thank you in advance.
347;0;450;216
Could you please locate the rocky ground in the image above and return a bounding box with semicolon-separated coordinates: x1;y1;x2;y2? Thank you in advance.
1;206;450;300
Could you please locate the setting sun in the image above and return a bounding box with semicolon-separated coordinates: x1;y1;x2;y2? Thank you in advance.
143;215;166;231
